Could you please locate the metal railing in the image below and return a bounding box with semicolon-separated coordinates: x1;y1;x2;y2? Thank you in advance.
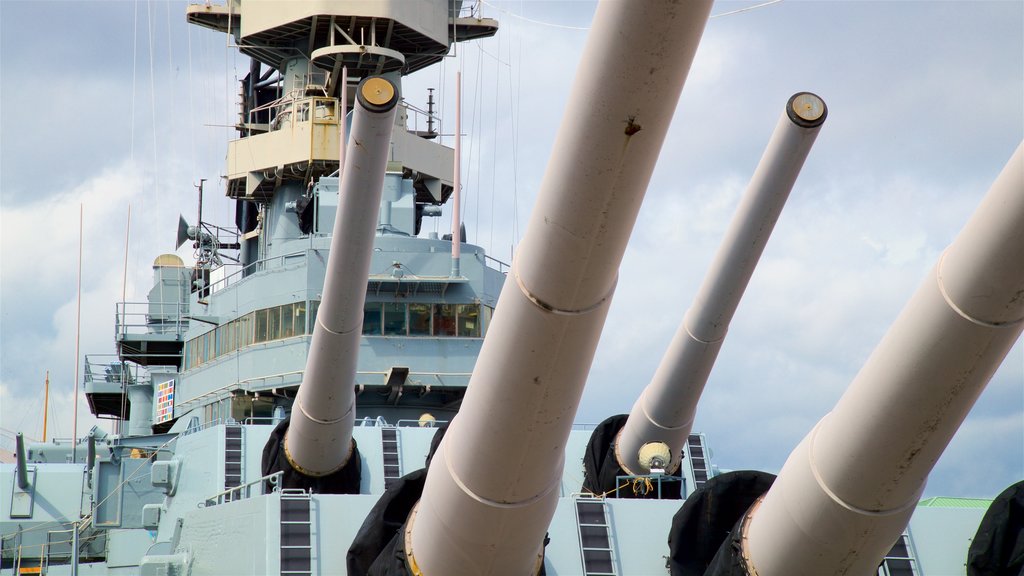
484;254;511;275
394;419;450;428
205;250;308;297
115;301;188;339
83;354;149;386
402;100;441;138
203;470;283;507
611;474;684;499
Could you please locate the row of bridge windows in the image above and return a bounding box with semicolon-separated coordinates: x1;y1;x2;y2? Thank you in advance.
183;301;489;370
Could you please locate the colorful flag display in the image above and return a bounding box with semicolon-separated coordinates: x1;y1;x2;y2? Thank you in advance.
155;379;175;423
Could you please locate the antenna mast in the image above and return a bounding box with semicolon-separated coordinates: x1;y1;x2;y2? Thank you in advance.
43;370;49;442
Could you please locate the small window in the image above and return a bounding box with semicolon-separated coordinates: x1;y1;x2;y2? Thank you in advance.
294;302;307;335
383;303;407;335
254;309;269;343
226;318;237;353
457;304;480;337
238;313;254;348
309;300;320;327
280;303;295;338
268;305;282;340
203;330;214;360
408;303;432;336
219;322;230;356
433;304;457;336
482;305;493;335
363;302;382;335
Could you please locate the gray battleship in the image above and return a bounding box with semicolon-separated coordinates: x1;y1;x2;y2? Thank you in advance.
2;1;1022;575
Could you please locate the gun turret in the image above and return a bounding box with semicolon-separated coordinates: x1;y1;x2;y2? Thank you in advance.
705;142;1023;576
393;1;714;574
262;77;400;493
607;94;827;485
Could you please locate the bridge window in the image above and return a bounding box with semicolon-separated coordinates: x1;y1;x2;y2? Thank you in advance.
238;312;254;348
254;309;269;343
408;303;432;335
383;303;407;335
185;300;492;371
363;302;382;335
457;304;480;337
268;305;282;341
434;304;457;336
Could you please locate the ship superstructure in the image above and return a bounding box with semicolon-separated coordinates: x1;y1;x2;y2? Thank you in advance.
2;1;1021;575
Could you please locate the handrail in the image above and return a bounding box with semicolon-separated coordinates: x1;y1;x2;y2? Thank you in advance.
203;470;283;507
394;419;450;428
401;100;441;137
177;369;472;412
484;254;510;275
83;354;149;386
115;301;188;339
610;473;684;499
204;250;308;297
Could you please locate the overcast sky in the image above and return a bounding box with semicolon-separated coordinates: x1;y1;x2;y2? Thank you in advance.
1;1;1021;499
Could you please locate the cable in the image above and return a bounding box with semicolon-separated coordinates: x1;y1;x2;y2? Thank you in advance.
478;0;588;31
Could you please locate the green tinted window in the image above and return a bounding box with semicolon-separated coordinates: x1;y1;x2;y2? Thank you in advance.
363;302;382;335
383;303;406;335
457;304;480;337
408;303;432;335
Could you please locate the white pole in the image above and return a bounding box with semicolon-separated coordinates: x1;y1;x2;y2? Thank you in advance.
72;204;83;461
743;143;1024;576
451;70;462;277
616;94;827;475
407;2;714;573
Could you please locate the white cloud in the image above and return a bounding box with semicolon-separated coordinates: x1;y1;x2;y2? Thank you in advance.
1;0;1021;503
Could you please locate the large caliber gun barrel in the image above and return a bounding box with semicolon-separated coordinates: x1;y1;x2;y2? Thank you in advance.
616;94;827;476
405;1;713;574
737;143;1024;576
279;77;399;480
15;432;29;490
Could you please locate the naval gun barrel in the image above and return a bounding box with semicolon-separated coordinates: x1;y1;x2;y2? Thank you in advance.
736;143;1024;576
280;77;399;480
406;1;714;574
15;432;29;490
616;94;827;476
